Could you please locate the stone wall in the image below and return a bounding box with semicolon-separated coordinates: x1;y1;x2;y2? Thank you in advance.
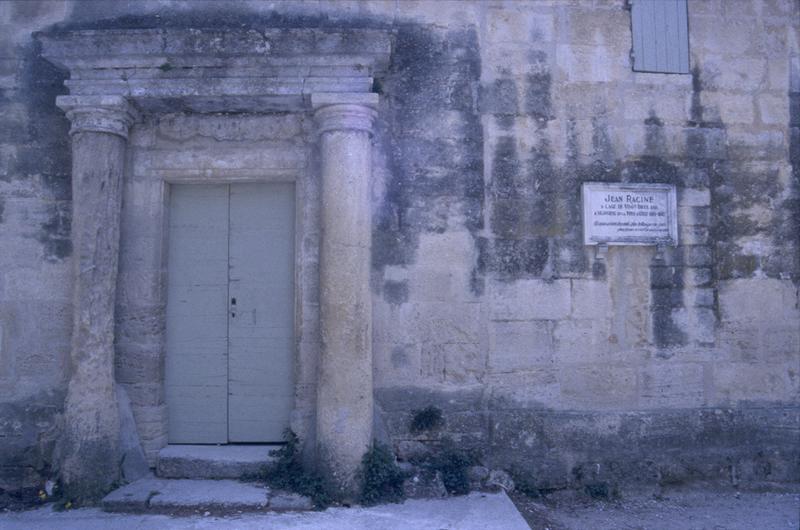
0;1;71;497
369;0;800;489
0;0;797;496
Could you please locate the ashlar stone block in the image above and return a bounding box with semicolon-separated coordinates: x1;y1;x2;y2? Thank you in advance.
486;8;554;44
487;370;560;409
553;319;613;364
489;320;553;373
719;279;799;324
713;363;796;403
639;363;705;408
559;365;638;409
570;279;611;320
490;279;571;321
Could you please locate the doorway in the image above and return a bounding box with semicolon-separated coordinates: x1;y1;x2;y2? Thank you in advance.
165;183;295;443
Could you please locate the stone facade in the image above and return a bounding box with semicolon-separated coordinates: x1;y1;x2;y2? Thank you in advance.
0;0;798;500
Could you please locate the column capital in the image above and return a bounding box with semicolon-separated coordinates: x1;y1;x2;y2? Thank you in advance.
56;95;139;139
311;93;378;136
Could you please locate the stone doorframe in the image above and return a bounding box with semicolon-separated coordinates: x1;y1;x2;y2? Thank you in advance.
39;27;391;496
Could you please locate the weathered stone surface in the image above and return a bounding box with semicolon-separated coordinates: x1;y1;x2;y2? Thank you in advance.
486;470;515;492
489;320;553;372
103;478;270;513
268;491;313;511
0;391;63;493
117;386;149;483
147;479;268;511
57;96;136;501
718;279;799;324
313;93;378;496
467;465;489;490
156;445;275;480
1;0;798;502
396;440;431;462
38;28;392;113
403;469;447;499
490;279;572;321
102;477;159;512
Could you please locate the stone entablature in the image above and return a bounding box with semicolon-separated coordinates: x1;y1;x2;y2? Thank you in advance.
38;28;392;112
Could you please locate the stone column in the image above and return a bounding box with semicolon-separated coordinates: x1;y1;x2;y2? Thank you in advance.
311;93;378;496
55;95;137;500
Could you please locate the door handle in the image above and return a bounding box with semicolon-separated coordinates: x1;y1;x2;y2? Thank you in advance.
231;297;236;318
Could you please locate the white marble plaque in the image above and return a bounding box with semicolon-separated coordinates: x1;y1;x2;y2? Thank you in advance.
582;182;678;246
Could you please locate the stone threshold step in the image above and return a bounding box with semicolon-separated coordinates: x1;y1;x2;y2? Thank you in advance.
157;444;278;479
102;478;312;514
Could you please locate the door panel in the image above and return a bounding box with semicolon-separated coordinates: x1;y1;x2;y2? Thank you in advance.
166;183;295;443
165;184;229;444
228;183;295;442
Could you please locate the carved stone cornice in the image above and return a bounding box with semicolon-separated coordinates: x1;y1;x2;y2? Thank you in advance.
56;95;139;139
311;93;378;136
38;28;392;113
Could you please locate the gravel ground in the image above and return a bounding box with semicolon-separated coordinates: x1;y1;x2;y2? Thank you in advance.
510;485;800;530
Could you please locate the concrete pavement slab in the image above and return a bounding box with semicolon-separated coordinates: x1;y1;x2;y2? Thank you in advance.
0;491;528;530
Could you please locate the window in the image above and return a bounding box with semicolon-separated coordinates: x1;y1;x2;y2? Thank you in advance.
630;0;690;74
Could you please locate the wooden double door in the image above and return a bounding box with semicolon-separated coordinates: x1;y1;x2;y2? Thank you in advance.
165;183;295;443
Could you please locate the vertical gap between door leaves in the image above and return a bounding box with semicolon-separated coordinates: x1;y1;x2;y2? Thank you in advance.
225;184;232;443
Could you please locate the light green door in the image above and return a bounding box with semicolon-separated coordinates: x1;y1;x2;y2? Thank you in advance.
166;183;295;444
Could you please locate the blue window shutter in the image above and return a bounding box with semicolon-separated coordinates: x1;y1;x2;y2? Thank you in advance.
632;0;690;74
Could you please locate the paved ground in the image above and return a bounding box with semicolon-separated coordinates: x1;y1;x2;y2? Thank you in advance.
0;491;529;530
3;486;798;529
511;485;800;530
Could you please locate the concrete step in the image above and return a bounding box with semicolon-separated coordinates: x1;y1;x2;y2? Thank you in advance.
156;444;277;479
102;477;312;514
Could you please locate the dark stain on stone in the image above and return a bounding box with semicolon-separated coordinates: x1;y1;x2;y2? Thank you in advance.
479;69;563;281
373;24;483;274
632;111;687;348
37;201;72;261
56;9;372;31
15;41;71;187
383;280;409;305
5;41;72;261
390;345;410;368
489;135;538;247
780;67;800;283
645;110;666;156
478;237;550;279
47;9;486;281
1;46;70;185
480;77;518;116
0;390;64;499
490;136;523;200
524;71;553;123
688;65;722;129
699;54;794;284
650;269;688;348
376;387;800;489
591;115;614;165
592;260;607;280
